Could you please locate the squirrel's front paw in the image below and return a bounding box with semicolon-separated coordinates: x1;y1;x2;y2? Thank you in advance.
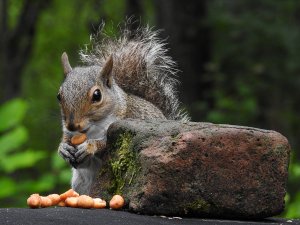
74;142;89;164
74;140;98;164
58;142;77;168
75;139;107;165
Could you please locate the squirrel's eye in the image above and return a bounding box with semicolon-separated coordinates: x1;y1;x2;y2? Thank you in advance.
92;89;102;103
57;93;61;102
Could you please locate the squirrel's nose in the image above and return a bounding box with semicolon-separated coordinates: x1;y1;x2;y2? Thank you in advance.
67;123;81;132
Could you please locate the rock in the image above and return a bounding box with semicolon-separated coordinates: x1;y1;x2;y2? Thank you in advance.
91;119;290;219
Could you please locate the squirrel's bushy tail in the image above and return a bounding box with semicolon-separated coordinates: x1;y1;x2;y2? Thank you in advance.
79;22;189;121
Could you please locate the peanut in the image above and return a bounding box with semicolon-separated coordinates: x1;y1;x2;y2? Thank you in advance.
77;195;94;208
27;189;108;210
58;201;66;207
71;134;87;145
47;194;61;205
93;198;106;209
27;194;41;208
65;197;78;207
109;195;125;210
60;189;79;201
40;196;52;208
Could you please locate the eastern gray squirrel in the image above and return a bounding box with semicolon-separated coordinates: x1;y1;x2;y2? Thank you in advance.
57;24;189;194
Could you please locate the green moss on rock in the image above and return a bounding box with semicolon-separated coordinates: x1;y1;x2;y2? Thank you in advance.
109;132;140;195
184;198;211;214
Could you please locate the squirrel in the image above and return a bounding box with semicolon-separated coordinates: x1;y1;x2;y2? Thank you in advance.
57;24;189;195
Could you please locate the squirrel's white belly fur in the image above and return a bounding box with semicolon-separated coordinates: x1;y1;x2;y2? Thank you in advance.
71;114;117;194
71;156;102;194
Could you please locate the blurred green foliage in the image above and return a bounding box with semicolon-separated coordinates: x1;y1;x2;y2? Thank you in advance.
0;0;299;219
0;98;70;206
286;156;300;218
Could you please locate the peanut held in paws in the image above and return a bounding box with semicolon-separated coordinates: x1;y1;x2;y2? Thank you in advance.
71;134;87;145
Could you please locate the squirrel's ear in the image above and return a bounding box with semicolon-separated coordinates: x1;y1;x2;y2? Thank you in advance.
61;52;72;76
101;55;113;88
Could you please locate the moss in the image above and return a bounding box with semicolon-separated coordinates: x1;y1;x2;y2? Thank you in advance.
98;167;107;176
108;132;140;195
184;198;211;214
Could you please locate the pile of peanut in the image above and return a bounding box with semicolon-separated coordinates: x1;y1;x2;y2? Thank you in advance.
27;189;124;210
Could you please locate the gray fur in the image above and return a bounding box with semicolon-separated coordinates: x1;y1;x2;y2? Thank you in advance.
71;156;102;195
79;23;189;121
61;66;99;111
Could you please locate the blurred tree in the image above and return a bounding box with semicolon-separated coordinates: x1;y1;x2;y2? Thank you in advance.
0;0;52;102
153;0;212;120
126;0;142;20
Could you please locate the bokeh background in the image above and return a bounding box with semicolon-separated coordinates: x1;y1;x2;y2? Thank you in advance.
0;0;299;218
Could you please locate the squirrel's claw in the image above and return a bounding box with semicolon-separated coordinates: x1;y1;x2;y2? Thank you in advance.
74;139;103;164
75;142;90;164
58;142;77;167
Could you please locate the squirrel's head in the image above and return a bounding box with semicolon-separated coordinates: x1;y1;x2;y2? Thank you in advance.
58;52;117;133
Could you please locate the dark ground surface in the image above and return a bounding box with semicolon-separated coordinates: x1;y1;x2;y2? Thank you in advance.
0;208;298;225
